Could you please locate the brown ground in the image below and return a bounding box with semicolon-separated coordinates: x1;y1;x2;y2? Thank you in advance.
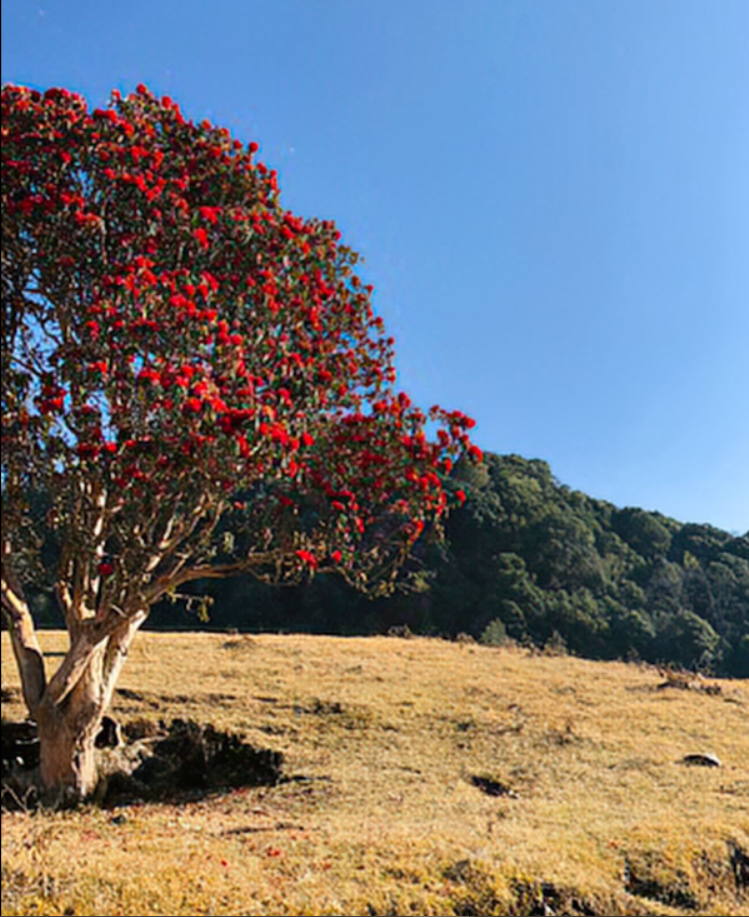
2;630;748;916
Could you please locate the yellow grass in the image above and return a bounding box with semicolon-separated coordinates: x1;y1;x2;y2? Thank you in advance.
2;630;748;916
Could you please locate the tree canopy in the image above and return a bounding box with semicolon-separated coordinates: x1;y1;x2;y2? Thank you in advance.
1;83;477;802
2;83;477;606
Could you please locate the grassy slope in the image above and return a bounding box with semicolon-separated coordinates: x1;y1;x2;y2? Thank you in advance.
2;631;747;916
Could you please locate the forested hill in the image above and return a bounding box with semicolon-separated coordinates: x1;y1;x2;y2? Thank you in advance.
433;453;748;676
158;453;749;677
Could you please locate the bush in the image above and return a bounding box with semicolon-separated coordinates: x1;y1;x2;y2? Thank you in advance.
480;618;509;647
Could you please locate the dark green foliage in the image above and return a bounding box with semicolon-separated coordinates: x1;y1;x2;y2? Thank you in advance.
653;609;721;670
29;453;748;675
613;507;673;559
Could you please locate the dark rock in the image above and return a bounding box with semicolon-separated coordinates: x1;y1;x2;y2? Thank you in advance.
679;752;721;767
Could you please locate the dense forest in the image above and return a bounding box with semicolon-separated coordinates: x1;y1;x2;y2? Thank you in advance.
143;453;747;677
24;453;748;677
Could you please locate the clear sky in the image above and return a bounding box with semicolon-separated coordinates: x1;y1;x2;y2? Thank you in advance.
2;0;747;534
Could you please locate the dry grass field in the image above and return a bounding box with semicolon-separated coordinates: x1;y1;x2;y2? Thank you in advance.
2;630;748;916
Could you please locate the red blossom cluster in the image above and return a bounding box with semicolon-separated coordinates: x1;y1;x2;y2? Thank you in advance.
2;83;480;597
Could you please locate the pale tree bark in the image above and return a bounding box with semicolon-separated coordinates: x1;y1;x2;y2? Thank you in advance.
1;555;47;716
35;644;109;805
33;610;148;805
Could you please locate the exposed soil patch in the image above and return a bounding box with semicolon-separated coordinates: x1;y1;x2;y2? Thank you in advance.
1;717;284;809
104;718;284;804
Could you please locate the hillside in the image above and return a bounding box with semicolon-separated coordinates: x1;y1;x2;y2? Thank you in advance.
150;454;749;676
2;631;747;916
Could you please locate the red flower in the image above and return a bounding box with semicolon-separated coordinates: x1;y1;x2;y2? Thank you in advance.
137;367;160;384
295;550;317;568
198;206;221;225
182;397;203;415
193;227;209;249
330;550;342;564
455;489;467;504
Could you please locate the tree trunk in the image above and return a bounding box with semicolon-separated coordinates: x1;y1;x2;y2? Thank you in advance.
33;611;148;806
35;665;103;806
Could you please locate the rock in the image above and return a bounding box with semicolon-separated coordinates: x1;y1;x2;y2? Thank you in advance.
679;752;721;767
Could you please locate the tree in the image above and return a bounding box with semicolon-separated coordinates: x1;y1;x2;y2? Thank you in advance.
612;507;672;560
654;609;720;671
1;84;479;804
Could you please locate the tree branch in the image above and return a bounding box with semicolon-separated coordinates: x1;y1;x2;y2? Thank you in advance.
0;555;47;716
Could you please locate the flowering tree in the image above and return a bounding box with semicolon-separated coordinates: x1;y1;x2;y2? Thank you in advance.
1;84;480;804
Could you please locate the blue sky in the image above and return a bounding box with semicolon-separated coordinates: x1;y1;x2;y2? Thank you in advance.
3;0;747;533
